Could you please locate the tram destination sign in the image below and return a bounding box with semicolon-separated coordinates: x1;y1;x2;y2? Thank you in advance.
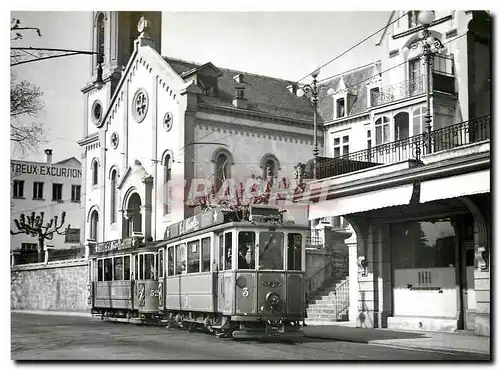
164;209;224;240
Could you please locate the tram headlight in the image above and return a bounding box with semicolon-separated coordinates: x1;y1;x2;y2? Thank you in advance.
265;292;281;306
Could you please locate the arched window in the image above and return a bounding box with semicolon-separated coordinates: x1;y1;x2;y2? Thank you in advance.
164;155;171;215
212;148;233;193
375;116;390;145
412;107;424;135
215;153;229;193
91;159;99;186
96;12;105;65
90;210;99;242
260;154;280;179
110;170;117;223
394;112;410;140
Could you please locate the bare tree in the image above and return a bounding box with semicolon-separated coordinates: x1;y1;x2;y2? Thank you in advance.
11;18;45;154
11;18;41;40
10;71;46;153
11;211;70;263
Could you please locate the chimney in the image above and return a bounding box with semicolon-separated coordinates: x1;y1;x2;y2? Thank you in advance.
44;149;53;165
232;86;248;109
233;74;244;84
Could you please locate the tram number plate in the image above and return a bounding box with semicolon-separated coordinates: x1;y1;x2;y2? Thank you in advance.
150;289;160;297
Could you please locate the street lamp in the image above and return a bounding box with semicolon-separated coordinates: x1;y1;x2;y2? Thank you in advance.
403;10;445;153
287;68;320;180
11;47;105;90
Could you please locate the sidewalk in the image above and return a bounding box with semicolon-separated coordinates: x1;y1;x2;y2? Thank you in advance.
302;321;491;357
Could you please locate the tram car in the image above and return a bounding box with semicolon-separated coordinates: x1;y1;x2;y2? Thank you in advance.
88;205;308;340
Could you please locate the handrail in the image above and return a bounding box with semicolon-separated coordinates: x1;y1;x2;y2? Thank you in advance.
333;278;350;319
305;254;348;294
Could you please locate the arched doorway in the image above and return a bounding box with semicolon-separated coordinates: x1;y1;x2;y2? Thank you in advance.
124;193;142;238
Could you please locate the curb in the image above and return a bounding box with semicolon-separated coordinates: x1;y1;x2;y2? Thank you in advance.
303;333;490;357
12;310;92;318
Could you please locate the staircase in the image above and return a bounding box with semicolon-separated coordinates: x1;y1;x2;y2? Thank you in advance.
306;278;349;322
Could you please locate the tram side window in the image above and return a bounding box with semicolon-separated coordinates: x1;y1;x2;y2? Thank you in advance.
139;254;144;280
202;237;211;272
287;233;302;271
159;250;164;278
238;231;256;269
104;258;113;281
224;232;233;270
97;259;103;282
124;256;131;280
259;232;284;270
218;234;224;270
167;246;175;276
176;244;186;275
144;253;156;279
114;256;124;280
187;240;201;273
134;255;139;280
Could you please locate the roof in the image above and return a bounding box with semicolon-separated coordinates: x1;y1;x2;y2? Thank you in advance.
164;57;315;123
317;62;380;123
11;156;81;167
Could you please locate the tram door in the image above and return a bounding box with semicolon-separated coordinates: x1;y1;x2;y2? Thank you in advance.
217;231;234;313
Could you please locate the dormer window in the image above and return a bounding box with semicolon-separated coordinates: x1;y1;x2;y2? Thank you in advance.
233;74;244;84
370;87;380;107
336;98;345;118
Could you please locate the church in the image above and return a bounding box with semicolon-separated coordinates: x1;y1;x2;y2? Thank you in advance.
78;11;320;247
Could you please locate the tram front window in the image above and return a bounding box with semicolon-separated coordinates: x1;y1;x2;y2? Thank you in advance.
258;232;284;270
238;231;255;269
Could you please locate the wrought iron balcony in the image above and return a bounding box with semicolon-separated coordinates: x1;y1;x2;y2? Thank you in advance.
372;76;425;107
317;115;490;180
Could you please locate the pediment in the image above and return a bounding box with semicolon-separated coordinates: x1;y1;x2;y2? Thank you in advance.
117;159;151;190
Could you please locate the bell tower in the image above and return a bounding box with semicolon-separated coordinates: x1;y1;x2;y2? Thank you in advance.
84;11;162;95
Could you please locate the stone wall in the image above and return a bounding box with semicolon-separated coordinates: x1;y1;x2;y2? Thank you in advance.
11;259;89;312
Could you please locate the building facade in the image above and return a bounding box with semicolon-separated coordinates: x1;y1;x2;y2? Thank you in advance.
79;12;321;251
10;149;83;252
297;10;491;335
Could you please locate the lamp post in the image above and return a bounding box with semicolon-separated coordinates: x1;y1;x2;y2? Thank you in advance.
404;11;444;154
288;68;320;179
11;47;104;89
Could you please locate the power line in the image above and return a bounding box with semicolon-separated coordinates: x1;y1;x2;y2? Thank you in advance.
297;11;409;83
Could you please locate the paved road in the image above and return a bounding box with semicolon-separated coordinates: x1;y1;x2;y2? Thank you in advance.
11;313;489;361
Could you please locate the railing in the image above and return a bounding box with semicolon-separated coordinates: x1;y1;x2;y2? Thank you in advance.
15;251;40;265
305;253;348;295
317;115;491;180
372;76;425;107
333;278;349;320
431;115;490;151
305;235;323;248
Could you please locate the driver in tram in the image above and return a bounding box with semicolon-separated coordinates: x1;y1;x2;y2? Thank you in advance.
238;244;250;269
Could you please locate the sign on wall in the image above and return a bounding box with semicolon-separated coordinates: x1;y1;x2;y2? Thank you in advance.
11;163;82;179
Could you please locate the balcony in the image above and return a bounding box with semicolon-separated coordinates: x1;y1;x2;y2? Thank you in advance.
372;76;425;107
372;55;455;107
316;115;490;180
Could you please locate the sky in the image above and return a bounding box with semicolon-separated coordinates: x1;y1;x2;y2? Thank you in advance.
9;8;393;163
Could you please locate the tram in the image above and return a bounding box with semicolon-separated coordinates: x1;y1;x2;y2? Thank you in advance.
88;205;308;340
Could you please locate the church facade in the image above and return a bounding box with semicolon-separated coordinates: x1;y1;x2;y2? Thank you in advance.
79;12;321;249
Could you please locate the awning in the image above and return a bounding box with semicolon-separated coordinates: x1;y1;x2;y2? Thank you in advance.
308;184;414;220
420;170;490;203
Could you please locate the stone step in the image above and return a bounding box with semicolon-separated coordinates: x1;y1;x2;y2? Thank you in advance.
306;312;348;321
307;304;349;312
